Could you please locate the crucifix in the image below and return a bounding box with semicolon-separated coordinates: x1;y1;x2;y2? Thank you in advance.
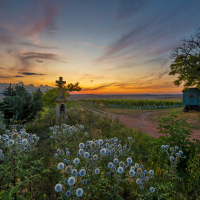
56;77;66;96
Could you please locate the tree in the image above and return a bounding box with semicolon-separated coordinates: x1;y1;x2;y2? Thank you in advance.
0;84;45;125
42;82;81;109
169;27;200;90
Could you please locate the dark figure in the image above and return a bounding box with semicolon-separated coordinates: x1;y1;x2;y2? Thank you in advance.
60;104;65;114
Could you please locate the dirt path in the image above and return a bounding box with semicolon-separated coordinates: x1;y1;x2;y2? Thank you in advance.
78;102;200;142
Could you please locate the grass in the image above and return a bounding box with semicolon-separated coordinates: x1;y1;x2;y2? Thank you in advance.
0;100;200;199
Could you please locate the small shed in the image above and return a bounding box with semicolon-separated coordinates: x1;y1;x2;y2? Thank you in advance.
182;88;200;112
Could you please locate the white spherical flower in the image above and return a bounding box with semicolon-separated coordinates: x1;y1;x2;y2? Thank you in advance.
68;177;76;186
79;143;84;148
100;148;106;155
72;169;77;176
79;169;86;176
55;183;62;192
117;167;123;174
108;162;114;168
135;163;139;168
22;139;28;145
170;156;175;161
8;140;15;146
99;139;103;145
129;170;135;176
150;187;155;193
179;150;183;155
130;166;135;171
175;146;179;150
74;158;80;165
76;188;83;197
127;157;132;163
79;149;84;154
84;152;90;159
93;154;98;160
113;158;119;164
136;179;141;185
94;168;100;174
66;151;70;155
57;162;65;170
149;170;154;175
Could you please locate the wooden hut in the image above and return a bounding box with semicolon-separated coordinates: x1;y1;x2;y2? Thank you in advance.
182;88;200;112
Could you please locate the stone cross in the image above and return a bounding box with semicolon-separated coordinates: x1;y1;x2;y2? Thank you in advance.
56;77;66;96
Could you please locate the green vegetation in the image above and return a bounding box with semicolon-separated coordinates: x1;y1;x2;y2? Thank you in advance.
0;100;200;199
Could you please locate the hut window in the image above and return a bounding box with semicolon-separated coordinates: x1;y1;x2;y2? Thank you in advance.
188;93;196;98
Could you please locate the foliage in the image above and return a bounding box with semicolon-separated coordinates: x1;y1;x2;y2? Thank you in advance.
0;84;44;125
42;82;81;109
169;27;200;90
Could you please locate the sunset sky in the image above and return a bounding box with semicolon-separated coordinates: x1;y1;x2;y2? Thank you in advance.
0;0;200;94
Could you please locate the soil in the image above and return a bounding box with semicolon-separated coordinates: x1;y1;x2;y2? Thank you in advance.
78;102;200;143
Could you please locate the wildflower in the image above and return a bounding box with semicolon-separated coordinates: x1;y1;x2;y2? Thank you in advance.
135;163;139;168
183;156;187;159
68;177;76;186
65;166;72;174
79;143;84;148
76;188;83;197
127;157;132;163
74;158;80;165
137;168;142;174
175;146;179;150
100;148;106;155
140;164;144;168
170;156;175;161
57;163;65;170
179;150;183;155
66;151;70;155
67;160;71;164
150;187;155;193
145;176;149;181
12;132;19;140
170;147;175;152
89;159;93;163
8;140;14;146
136;179;141;185
129;170;135;176
0;154;4;159
84;152;90;159
93;154;98;160
55;183;62;192
175;153;179;157
117;167;123;173
149;170;154;175
119;161;125;167
99;139;103;145
72;169;77;176
65;148;69;151
79;169;86;176
113;158;119;164
95;168;100;174
0;149;2;154
79;149;84;154
54;153;58;158
90;142;96;149
140;186;144;190
108;162;114;168
83;180;87;185
22;139;28;145
66;190;70;197
130;166;135;171
36;137;39;141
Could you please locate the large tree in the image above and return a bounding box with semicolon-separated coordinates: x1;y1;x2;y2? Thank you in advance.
169;27;200;90
0;84;44;125
42;82;81;109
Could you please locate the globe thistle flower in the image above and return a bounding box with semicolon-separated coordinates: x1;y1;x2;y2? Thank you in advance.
130;166;135;171
145;176;149;181
72;169;77;176
108;162;114;168
118;161;124;168
166;145;170;149
36;137;39;141
0;154;4;159
74;158;80;165
0;149;2;154
137;168;142;174
79;169;86;176
143;169;147;174
79;143;84;148
67;160;71;164
179;150;183;155
149;170;154;175
83;180;87;185
93;154;98;160
79;149;84;155
183;156;187;159
150;187;155;193
55;183;62;192
106;172;110;176
170;156;175;161
58;162;65;170
65;148;69;151
22;139;28;145
8;140;14;146
77;173;80;178
127;157;132;164
68;177;76;186
99;139;103;145
135;163;139;168
32;134;36;139
140;186;144;190
76;188;83;197
129;170;135;176
84;152;90;159
136;179;141;185
151;176;154;179
175;146;179;150
90;142;96;149
114;154;118;158
94;168;100;174
170;147;175;152
140;165;144;168
100;148;106;155
117;167;123;173
161;145;165;149
54;153;58;158
66;151;70;155
175;153;179;157
12;132;19;140
113;158;119;164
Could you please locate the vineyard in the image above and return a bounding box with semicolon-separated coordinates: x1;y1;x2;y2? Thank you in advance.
80;99;183;110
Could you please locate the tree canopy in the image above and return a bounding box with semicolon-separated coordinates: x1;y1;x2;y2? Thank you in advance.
169;27;200;90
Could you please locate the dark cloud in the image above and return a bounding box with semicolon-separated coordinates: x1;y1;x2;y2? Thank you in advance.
0;75;12;78
13;75;24;77
20;72;45;76
36;59;43;63
18;41;59;49
0;67;5;69
0;35;14;44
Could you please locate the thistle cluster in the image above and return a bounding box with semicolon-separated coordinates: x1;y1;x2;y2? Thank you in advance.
49;124;87;139
0;148;4;159
161;145;186;167
0;128;39;154
66;106;82;117
0;121;6;130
